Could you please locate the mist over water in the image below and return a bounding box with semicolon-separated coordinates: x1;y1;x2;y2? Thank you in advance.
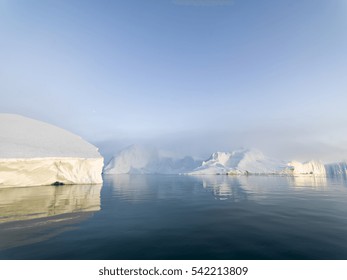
94;122;347;164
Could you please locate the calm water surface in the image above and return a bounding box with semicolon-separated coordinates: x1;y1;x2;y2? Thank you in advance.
1;175;347;259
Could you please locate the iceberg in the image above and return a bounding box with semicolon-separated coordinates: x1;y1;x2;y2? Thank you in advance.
187;148;347;177
104;144;201;174
284;160;347;177
325;162;347;176
105;146;347;177
0;114;103;187
188;148;287;175
285;160;326;175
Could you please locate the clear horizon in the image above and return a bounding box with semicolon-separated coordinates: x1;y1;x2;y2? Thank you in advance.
1;0;347;162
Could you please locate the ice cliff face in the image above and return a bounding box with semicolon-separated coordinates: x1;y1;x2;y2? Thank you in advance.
325;162;347;176
0;114;103;187
285;160;326;175
104;144;201;174
284;161;347;176
189;149;287;175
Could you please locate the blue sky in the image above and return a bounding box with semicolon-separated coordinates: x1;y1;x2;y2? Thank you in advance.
1;0;347;161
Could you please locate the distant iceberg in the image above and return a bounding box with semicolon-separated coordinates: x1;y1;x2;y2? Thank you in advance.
105;144;347;177
285;161;347;177
104;144;201;174
285;160;326;175
0;114;103;187
188;149;287;175
188;149;347;177
325;162;347;177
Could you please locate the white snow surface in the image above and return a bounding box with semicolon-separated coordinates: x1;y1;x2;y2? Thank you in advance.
0;114;103;187
189;149;287;175
104;144;201;174
0;114;101;158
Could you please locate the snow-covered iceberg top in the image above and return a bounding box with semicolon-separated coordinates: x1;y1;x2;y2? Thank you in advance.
0;114;103;187
0;114;101;159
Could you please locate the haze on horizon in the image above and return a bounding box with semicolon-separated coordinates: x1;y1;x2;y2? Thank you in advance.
1;0;347;163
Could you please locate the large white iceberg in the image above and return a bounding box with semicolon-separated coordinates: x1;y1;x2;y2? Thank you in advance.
0;114;103;187
104;144;201;174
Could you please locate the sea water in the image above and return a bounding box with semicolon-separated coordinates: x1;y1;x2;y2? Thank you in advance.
1;174;347;259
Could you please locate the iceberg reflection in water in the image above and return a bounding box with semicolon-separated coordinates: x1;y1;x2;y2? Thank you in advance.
0;184;102;250
199;174;334;199
291;175;327;188
107;174;337;203
196;175;249;201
